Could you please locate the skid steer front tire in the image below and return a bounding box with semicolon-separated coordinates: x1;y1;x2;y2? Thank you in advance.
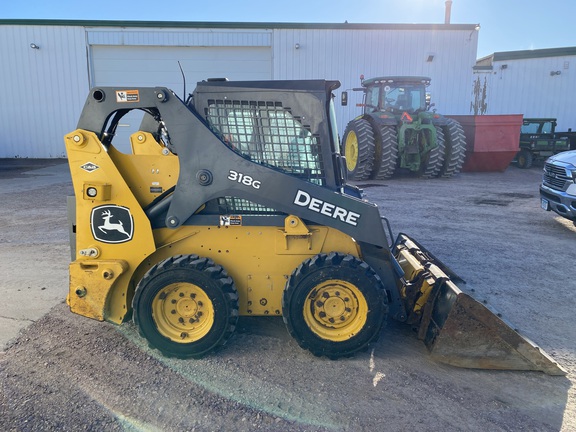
133;254;239;359
282;252;388;359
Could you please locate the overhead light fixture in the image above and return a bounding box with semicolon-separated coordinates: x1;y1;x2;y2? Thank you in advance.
30;43;40;49
295;43;300;50
426;54;435;62
468;24;481;41
550;71;561;76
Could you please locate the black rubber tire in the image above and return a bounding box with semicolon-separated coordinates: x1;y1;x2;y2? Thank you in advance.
374;125;399;179
133;254;239;359
439;119;466;177
282;252;388;359
342;118;376;180
516;149;533;169
421;127;446;178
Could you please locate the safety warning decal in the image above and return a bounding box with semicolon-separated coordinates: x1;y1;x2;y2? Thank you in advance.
116;90;140;103
220;215;242;226
91;205;134;244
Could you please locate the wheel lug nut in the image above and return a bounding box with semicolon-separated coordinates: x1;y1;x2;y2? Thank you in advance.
189;318;196;323
171;299;177;304
316;301;324;307
345;307;351;313
335;291;340;296
329;318;335;323
322;292;330;299
340;316;346;321
171;309;176;314
319;311;326;318
197;311;203;317
179;292;185;297
180;332;188;339
178;317;184;323
197;301;203;307
344;297;350;302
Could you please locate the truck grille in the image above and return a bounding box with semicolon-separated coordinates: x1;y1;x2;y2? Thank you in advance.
543;163;571;190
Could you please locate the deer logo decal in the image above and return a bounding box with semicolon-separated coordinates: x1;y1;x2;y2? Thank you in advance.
90;205;134;244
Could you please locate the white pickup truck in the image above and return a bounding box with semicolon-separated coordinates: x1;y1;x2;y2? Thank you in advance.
540;150;576;225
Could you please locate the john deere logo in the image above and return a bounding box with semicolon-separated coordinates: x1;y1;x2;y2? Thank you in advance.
91;205;134;244
81;162;99;173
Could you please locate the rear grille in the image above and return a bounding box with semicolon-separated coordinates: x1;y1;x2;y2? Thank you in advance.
543;163;571;190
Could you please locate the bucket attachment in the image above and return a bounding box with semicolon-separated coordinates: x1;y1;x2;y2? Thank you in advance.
393;234;566;376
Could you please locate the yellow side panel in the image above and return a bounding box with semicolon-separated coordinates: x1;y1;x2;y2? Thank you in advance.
67;260;128;321
65;130;164;323
139;222;361;317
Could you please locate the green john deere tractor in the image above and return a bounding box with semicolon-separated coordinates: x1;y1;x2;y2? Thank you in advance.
341;76;466;180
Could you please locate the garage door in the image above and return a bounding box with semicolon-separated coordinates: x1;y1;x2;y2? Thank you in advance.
90;45;272;152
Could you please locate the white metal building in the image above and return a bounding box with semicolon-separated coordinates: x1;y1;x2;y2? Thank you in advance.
0;20;480;158
473;47;576;131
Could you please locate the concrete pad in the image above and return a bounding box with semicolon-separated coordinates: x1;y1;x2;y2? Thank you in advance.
0;160;72;350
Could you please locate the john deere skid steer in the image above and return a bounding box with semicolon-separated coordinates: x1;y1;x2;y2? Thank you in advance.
64;79;564;374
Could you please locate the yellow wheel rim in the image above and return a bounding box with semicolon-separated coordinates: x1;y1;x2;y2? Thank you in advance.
303;279;368;341
152;282;214;343
345;131;359;172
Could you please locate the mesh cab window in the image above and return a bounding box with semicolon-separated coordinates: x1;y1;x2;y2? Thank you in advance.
206;99;324;185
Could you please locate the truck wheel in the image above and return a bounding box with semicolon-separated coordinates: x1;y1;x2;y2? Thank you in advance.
374;125;399;179
133;254;239;358
439;119;466;177
282;252;388;359
342;119;376;180
516;149;533;169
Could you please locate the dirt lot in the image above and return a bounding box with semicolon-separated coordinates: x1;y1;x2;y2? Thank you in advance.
0;161;574;431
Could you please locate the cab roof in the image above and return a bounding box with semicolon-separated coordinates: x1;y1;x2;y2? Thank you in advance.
361;76;431;87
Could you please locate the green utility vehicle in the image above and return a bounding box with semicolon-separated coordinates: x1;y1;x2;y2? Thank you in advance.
341;76;466;180
516;118;570;168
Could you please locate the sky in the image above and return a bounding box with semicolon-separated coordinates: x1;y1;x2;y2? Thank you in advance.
3;0;575;59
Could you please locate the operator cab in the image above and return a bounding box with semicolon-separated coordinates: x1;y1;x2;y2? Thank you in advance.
361;76;431;114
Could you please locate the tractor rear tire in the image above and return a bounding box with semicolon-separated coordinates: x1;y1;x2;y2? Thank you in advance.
342;119;376;180
133;254;239;359
439;119;466;177
374;125;399;179
516;149;533;169
421;127;446;178
282;252;388;359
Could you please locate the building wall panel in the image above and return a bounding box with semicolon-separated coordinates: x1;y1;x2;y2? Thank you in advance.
87;29;272;47
0;25;88;158
272;28;478;134
476;55;576;131
0;22;479;158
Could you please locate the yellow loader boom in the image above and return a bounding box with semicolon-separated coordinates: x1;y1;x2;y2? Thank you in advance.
64;81;565;374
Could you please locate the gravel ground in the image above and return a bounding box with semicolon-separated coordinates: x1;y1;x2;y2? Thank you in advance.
0;161;574;431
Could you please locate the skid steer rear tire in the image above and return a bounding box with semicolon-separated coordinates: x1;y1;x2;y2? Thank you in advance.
282;252;388;359
133;254;239;359
342;119;376;180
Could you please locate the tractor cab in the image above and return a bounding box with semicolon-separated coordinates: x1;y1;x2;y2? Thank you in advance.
360;76;431;115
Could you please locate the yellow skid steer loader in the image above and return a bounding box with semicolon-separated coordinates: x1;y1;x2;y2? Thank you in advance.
64;80;565;375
